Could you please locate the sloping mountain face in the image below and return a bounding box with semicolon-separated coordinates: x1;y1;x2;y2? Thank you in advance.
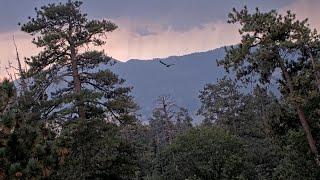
109;47;228;121
17;46;278;121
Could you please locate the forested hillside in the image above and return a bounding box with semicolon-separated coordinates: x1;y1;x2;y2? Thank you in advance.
1;1;320;179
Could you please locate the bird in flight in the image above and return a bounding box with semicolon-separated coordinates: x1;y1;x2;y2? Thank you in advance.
159;60;175;68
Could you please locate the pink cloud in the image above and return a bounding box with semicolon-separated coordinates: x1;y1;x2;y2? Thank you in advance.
280;0;320;30
104;18;241;60
1;0;320;79
0;31;37;78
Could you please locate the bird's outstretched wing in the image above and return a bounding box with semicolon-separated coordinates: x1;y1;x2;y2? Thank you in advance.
159;60;175;67
159;60;167;66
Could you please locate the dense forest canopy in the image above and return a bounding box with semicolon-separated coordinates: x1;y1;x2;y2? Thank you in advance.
1;1;320;179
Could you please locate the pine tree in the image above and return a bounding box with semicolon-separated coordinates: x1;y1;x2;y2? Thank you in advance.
0;79;15;115
155;127;256;179
21;0;137;123
198;77;243;128
149;95;177;152
218;7;320;164
52;119;139;179
0;78;59;179
175;107;193;135
0;79;15;179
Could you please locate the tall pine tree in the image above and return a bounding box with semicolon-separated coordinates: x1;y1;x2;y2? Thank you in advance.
21;0;137;123
218;7;320;164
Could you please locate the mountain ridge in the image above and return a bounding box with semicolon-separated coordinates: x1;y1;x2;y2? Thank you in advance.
109;47;228;120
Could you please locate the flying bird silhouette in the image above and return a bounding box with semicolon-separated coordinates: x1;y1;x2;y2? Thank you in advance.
159;60;175;67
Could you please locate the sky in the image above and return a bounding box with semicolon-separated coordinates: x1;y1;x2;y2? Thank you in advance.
0;0;319;77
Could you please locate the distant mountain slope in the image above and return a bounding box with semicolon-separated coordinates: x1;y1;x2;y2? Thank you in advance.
109;47;228;120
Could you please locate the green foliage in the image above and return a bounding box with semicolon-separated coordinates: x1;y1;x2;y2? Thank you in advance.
120;123;155;179
196;77;320;179
21;0;137;123
271;129;320;179
149;95;190;153
2;1;320;179
155;127;256;180
218;7;319;103
0;79;15;116
53;119;139;179
175;107;193;135
1;115;59;179
218;6;320;171
220;7;311;84
198;77;281;178
198;77;243;127
265;101;320;178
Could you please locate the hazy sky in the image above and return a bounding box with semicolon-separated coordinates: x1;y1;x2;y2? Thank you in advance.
0;0;319;77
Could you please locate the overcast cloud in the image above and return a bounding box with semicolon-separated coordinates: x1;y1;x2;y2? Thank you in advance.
0;0;318;77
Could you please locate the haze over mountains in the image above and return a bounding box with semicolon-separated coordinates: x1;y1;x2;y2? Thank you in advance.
19;46;277;121
109;47;228;120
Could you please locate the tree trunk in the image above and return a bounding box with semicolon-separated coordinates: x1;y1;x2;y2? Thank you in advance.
67;20;85;120
69;40;85;120
13;36;27;93
280;62;320;164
